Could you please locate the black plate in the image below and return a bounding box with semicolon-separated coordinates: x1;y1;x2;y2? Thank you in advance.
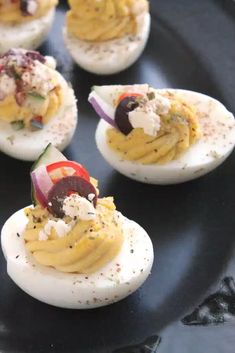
0;1;235;352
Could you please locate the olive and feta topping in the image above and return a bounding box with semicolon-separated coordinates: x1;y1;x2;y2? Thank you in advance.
20;0;39;17
63;194;96;221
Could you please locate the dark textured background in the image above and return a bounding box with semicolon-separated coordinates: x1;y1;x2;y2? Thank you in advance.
0;0;235;352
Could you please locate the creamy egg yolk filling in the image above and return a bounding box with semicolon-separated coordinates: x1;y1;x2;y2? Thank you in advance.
66;0;149;42
0;51;63;129
23;197;124;274
107;93;201;164
0;0;58;24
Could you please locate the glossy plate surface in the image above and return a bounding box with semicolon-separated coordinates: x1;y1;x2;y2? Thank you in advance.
0;1;235;352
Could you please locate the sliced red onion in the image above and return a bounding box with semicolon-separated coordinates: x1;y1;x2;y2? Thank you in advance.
88;91;117;128
31;165;53;207
31;172;47;208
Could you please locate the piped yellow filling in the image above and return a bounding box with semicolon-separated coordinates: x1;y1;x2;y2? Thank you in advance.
0;0;58;24
107;95;201;164
23;197;124;274
66;0;149;42
0;85;62;127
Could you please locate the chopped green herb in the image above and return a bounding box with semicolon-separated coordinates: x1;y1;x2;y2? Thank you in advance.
147;91;155;100
27;92;45;100
11;120;24;131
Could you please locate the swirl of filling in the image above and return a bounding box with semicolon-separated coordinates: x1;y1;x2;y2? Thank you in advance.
66;0;149;42
107;92;201;164
0;49;63;130
23;197;124;274
0;0;57;24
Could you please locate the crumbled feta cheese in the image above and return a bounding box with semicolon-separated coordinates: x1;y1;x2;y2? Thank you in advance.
27;0;38;15
153;93;171;115
128;92;171;137
88;193;95;202
39;219;73;241
38;196;96;242
0;74;16;98
63;194;96;221
21;61;54;97
129;110;161;137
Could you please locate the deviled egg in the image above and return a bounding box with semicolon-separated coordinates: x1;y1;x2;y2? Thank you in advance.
0;0;58;54
1;144;154;309
89;84;235;184
0;48;77;161
63;0;150;75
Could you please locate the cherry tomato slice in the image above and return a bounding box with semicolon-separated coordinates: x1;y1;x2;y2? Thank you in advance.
46;161;90;184
117;92;143;105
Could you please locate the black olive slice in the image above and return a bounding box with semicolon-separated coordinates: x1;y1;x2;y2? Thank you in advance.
114;96;140;135
47;176;97;218
20;0;32;15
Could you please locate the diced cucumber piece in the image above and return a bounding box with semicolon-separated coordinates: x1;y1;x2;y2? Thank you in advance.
31;143;67;172
31;144;67;205
92;84;150;106
27;92;45;100
24;92;47;119
11;120;24;131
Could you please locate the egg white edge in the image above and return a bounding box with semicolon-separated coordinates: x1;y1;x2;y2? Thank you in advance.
63;12;151;75
0;70;78;161
0;9;55;54
95;89;235;184
1;206;154;309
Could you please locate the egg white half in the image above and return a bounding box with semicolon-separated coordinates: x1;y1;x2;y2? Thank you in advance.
63;13;150;75
0;9;55;55
0;71;77;161
96;90;235;184
1;207;154;309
